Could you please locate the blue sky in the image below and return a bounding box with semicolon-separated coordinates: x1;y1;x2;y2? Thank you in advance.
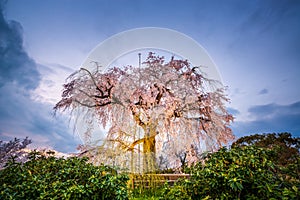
1;0;300;152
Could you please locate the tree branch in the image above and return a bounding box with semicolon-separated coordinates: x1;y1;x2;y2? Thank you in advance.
80;67;104;96
74;99;98;108
74;99;111;108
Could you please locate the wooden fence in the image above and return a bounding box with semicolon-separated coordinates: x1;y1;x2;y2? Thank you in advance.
130;174;191;189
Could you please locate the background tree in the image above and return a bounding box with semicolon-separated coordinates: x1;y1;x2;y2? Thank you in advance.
0;137;31;169
54;53;234;172
232;132;300;166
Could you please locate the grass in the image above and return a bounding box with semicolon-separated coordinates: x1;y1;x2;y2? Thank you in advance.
130;198;160;200
129;187;164;200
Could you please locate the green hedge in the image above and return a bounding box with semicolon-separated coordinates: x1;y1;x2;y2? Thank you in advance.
0;152;129;200
161;146;299;200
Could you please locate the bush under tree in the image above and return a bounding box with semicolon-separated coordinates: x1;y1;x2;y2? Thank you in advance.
161;145;299;199
0;151;129;200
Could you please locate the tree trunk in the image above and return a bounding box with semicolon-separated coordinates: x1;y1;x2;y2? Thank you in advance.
143;126;157;173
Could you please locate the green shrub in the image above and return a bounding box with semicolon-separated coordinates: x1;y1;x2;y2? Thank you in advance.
161;146;299;199
0;152;129;200
160;182;191;200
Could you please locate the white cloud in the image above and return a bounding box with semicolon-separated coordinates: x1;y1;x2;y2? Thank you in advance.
31;63;74;104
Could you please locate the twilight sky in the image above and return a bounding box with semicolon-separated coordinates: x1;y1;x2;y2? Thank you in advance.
1;0;300;152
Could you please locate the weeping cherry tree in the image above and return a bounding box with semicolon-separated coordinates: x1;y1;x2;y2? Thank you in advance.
54;53;234;172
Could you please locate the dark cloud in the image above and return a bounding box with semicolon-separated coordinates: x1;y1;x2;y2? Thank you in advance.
0;83;79;152
0;2;40;89
0;1;79;152
248;102;300;117
231;101;300;138
258;89;268;95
